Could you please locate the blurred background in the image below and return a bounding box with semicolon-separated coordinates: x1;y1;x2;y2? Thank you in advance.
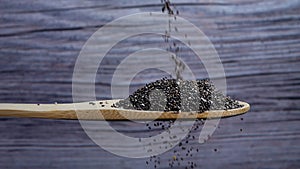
0;0;299;168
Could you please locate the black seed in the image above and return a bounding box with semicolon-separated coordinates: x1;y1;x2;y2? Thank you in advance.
115;78;242;113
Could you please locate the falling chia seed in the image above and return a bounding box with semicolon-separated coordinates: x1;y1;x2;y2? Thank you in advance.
125;1;244;168
142;118;209;168
114;3;242;113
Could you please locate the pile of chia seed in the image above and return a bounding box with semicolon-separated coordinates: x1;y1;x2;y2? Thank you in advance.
114;78;242;113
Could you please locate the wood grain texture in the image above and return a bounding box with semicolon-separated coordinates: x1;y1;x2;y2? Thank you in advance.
0;0;299;169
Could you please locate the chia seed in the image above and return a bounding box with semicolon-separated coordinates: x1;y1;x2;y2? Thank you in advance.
115;78;242;113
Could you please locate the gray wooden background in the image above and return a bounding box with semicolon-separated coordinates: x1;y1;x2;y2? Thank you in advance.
0;0;299;168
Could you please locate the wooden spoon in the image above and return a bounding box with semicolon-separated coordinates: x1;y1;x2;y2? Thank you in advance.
0;100;250;120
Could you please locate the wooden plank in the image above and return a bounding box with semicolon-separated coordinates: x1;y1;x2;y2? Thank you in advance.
0;0;299;169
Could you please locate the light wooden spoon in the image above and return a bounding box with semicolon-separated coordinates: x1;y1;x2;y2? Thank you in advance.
0;100;250;120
